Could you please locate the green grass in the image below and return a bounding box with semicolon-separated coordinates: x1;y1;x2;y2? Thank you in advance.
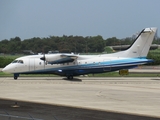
0;72;13;77
0;72;58;77
0;71;159;77
88;72;160;77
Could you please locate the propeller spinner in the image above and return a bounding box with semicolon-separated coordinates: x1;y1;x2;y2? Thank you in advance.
40;54;46;61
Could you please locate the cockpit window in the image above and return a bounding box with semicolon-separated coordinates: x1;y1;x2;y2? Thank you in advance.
18;60;24;64
12;60;18;63
12;60;24;64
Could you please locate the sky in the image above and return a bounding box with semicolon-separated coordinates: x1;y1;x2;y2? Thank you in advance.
0;0;160;40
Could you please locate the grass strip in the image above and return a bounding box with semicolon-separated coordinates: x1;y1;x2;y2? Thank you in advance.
0;71;159;77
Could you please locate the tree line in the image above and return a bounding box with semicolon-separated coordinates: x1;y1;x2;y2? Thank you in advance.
0;35;160;67
0;35;159;54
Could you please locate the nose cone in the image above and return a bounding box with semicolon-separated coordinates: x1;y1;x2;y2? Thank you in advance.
2;67;8;73
2;65;12;73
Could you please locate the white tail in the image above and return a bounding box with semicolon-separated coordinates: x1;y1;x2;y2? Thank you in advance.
111;27;157;58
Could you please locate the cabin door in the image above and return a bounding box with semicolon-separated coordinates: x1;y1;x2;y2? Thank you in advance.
35;59;46;70
29;59;35;71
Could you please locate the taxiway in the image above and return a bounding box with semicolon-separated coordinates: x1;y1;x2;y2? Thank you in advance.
0;77;160;119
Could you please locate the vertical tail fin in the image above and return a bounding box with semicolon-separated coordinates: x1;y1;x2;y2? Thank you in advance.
118;27;157;58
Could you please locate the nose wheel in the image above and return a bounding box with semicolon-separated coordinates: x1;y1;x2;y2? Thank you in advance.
14;74;19;80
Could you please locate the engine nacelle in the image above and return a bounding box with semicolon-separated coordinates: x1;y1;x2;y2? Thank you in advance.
40;53;77;64
46;54;62;62
40;54;61;62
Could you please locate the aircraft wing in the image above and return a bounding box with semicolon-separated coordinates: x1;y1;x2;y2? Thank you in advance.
47;54;78;64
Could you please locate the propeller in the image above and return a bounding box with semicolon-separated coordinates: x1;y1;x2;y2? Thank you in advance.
40;47;46;61
40;53;46;69
40;54;46;61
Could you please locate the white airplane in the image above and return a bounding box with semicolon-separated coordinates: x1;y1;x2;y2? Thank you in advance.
2;27;157;80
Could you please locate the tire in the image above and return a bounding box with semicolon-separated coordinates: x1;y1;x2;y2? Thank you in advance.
67;75;73;80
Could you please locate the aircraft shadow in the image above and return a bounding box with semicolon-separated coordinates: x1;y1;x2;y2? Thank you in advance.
151;78;160;81
62;77;82;82
0;98;159;120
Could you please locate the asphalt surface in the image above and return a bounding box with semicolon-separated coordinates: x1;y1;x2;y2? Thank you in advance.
0;77;160;120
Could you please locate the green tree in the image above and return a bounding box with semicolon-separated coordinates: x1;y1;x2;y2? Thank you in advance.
106;37;120;46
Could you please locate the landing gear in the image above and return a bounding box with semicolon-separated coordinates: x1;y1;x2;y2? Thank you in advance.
14;74;19;80
14;76;17;80
67;75;73;80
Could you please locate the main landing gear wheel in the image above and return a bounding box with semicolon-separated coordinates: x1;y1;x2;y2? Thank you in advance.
67;75;73;80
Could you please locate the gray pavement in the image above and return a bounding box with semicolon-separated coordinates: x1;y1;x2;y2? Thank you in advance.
0;77;160;119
